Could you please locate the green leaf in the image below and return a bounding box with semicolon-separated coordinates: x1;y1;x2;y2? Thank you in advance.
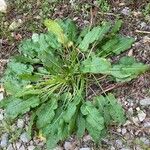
111;20;123;34
78;22;111;51
6;97;40;119
36;97;58;128
81;101;104;132
111;36;135;55
44;19;68;45
111;56;149;82
77;113;86;138
80;56;111;74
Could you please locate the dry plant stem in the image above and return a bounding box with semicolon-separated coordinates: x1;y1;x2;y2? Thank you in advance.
135;30;150;34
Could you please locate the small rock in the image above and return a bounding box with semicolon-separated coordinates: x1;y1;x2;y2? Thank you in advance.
132;117;139;125
121;128;127;135
9;19;23;31
138;111;146;122
140;98;150;106
110;147;115;150
0;92;4;101
0;0;7;13
15;142;21;149
0;113;4;120
121;148;131;150
17;119;24;128
121;7;131;16
64;142;73;150
83;135;92;142
53;146;63;150
1;133;8;148
80;148;91;150
140;22;147;29
19;145;26;150
140;137;150;145
143;122;150;128
20;132;30;143
28;145;35;150
115;139;123;148
117;128;121;133
7;144;14;150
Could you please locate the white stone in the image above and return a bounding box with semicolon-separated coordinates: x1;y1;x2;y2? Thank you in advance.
64;142;73;150
7;144;14;150
132;117;139;125
115;139;123;148
17;119;24;128
15;142;21;149
0;92;4;101
19;145;26;150
140;137;150;145
80;148;91;150
0;0;7;13
20;132;30;143
138;111;146;122
121;128;127;135
121;7;131;16
140;98;150;106
28;145;35;150
0;133;8;148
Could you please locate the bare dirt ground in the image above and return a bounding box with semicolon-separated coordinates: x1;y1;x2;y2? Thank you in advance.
0;0;150;150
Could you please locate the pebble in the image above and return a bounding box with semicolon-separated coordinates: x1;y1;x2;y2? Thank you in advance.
121;128;127;135
64;141;73;150
117;128;121;133
0;133;8;148
17;119;24;128
53;146;63;150
0;113;4;120
132;117;139;125
115;139;123;148
140;22;147;29
0;0;7;13
140;137;150;145
83;135;92;142
80;148;91;150
28;145;35;150
143;122;150;128
140;98;150;106
121;148;131;150
20;132;30;143
7;144;14;150
121;7;131;16
15;142;21;149
0;92;4;101
137;110;146;122
19;145;26;150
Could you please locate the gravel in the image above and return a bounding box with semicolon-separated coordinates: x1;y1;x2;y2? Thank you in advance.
121;7;131;15
140;98;150;106
20;132;30;143
137;110;146;122
1;133;9;148
17;119;24;128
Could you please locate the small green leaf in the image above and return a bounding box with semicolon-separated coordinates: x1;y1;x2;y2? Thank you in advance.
44;19;68;45
6;97;40;119
80;56;111;74
78;22;111;51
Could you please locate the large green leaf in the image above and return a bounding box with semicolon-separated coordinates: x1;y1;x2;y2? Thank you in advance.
36;97;58;129
111;56;149;82
78;22;111;51
80;56;111;74
6;97;40;119
44;19;68;45
81;101;104;132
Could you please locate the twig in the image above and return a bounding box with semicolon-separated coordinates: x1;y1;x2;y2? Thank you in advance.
135;30;150;34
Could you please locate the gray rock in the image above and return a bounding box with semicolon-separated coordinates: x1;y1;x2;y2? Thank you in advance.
140;98;150;106
1;133;8;148
137;110;146;122
0;113;4;120
64;141;73;150
121;7;131;16
20;132;30;143
115;139;123;148
15;142;21;149
19;145;26;150
143;122;150;128
80;148;91;150
140;22;147;29
121;128;127;135
7;144;14;150
121;148;131;150
17;119;24;128
140;137;150;145
0;92;4;101
28;145;35;150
